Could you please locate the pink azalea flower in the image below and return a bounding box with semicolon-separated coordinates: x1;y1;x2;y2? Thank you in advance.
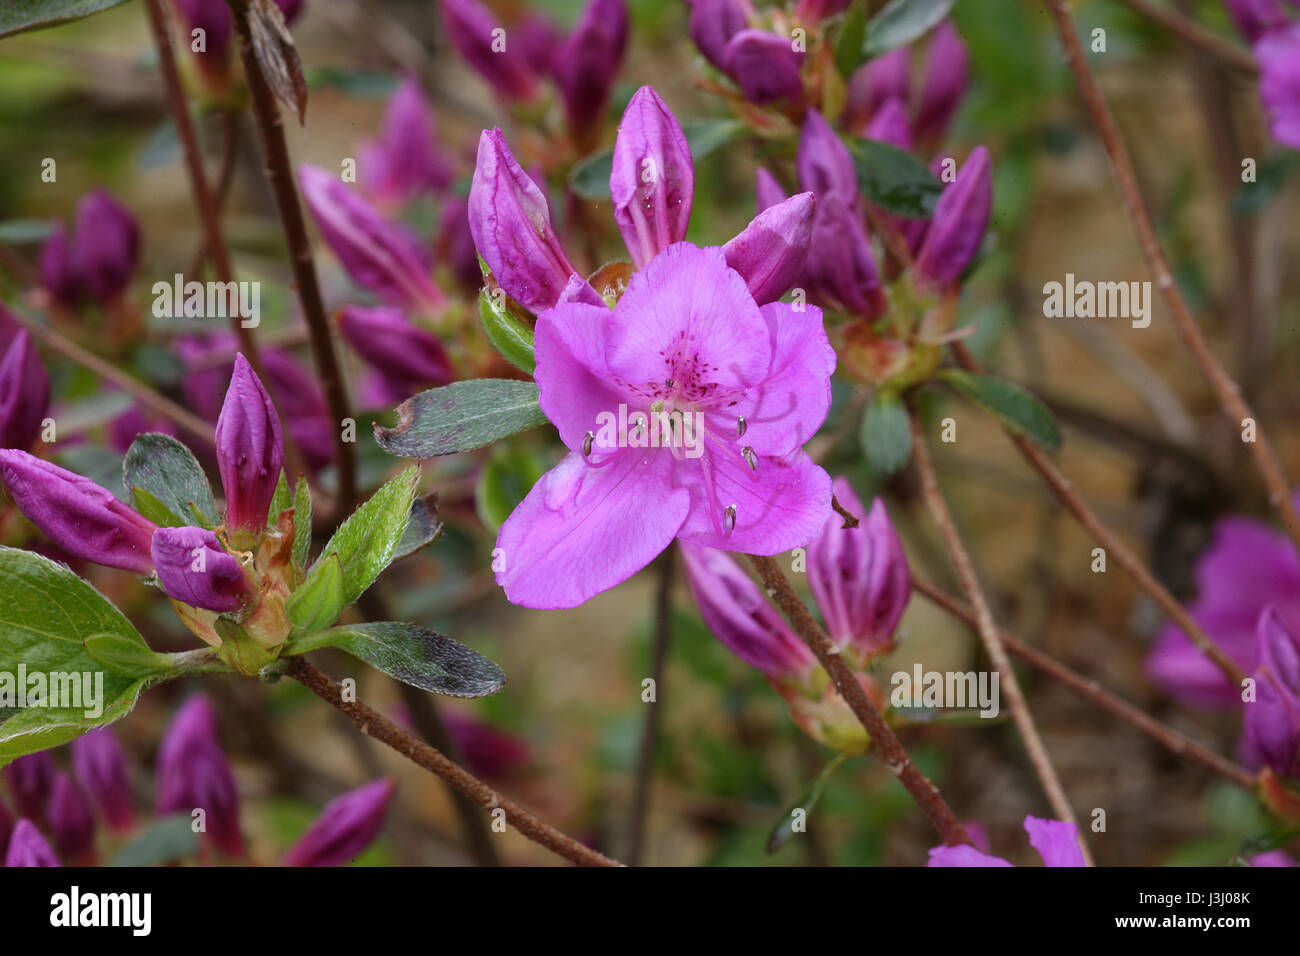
928;815;1086;867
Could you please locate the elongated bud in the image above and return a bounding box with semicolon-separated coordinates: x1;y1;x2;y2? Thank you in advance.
805;192;885;318
3;752;55;822
469;129;579;313
338;306;454;399
38;223;82;308
808;479;910;660
1256;24;1300;150
46;773;95;864
1245;606;1300;778
281;779;396;866
723;192;816;305
516;13;562;75
798;109;858;202
152;526;250;613
4;819;60;867
439;0;539;101
215;353;284;535
611;87;695;268
1223;0;1289;43
172;0;234;63
299;165;445;314
73;189;139;305
754;167;788;214
554;0;629;139
689;0;749;72
913;21;969;146
846;47;910;131
722;28;805;105
361;76;454;207
864;97;913;151
681;543;817;684
71;727;134;832
0;330;51;451
913;145;991;290
442;711;532;779
156;695;243;857
0;450;157;573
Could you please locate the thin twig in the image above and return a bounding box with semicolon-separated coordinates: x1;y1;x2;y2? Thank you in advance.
626;548;675;865
748;555;972;847
951;341;1245;686
1039;0;1300;557
912;577;1257;791
909;410;1092;863
1112;0;1258;75
287;657;622;867
227;0;357;514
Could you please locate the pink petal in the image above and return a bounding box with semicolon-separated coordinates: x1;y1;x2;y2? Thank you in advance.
1023;816;1085;867
927;844;1013;867
534;299;634;454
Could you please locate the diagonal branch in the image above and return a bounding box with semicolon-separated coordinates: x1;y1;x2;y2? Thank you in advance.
910;410;1093;864
748;555;972;847
1111;0;1258;75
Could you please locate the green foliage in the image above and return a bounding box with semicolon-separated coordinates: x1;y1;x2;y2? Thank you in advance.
862;0;955;59
861;389;912;474
478;288;536;374
0;0;131;40
851;138;944;218
374;380;550;458
938;370;1062;451
123;432;219;529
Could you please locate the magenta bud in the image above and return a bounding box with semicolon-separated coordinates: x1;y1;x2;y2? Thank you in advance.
3;752;55;822
71;727;135;832
805;192;885;317
72;189;139;305
442;711;531;779
689;0;749;73
156;695;243;857
172;0;234;62
808;479;911;659
846;47;910;130
864;96;913;151
0;330;51;451
0;797;11;858
913;145;992;290
215;353;284;534
554;0;629;136
281;779;395;867
361;77;454;207
0;450;157;573
38;222;82;308
1245;606;1300;778
1256;23;1300;150
722;28;805;105
438;196;483;293
795;0;850;21
912;21;969;146
439;0;539;101
46;773;95;863
516;13;562;76
338;306;455;398
610;87;696;268
151;526;250;613
4;819;60;867
261;349;335;472
274;0;305;25
469;129;579;313
681;543;818;683
754;167;789;214
300;165;445;313
723;192;816;305
797;109;859;202
1224;0;1289;43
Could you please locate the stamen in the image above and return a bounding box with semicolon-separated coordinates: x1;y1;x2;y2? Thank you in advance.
736;416;747;437
724;504;737;535
741;446;758;472
582;430;595;459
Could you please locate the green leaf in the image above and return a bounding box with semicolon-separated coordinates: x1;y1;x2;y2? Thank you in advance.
478;288;536;373
568;118;746;201
270;471;292;522
476;446;546;532
863;0;955;58
0;548;161;763
767;754;849;854
939;370;1062;451
374;380;549;458
0;0;131;39
287;553;343;632
107;815;199;867
835;1;870;76
84;632;170;678
305;467;419;608
0;219;55;244
291;475;312;568
850;138;944;218
285;622;506;698
862;389;912;474
392;496;442;562
124;432;218;529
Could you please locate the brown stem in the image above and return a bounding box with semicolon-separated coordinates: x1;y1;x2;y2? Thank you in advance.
1039;0;1300;558
286;657;622;867
748;555;972;847
1112;0;1258;75
15;313;213;442
951;342;1245;686
626;548;675;865
227;0;357;514
912;577;1257;791
909;411;1092;863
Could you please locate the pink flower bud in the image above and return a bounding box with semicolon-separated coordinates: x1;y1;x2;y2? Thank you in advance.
864;96;913;151
722;28;805;105
4;819;60;867
3;752;55;822
913;21;969;146
846;48;910;131
215;353;284;534
1224;0;1289;43
611;87;695;267
360;76;454;207
754;166;788;213
72;189;139;305
805;192;885;317
71;727;135;832
0;450;157;573
156;695;243;857
0;330;50;452
281;779;395;866
338;306;454;400
46;773;95;864
689;0;750;72
1245;606;1300;777
913;145;991;290
38;223;81;308
439;0;539;101
1256;22;1300;149
151;526;250;613
722;192;816;305
554;0;629;138
798;109;859;202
